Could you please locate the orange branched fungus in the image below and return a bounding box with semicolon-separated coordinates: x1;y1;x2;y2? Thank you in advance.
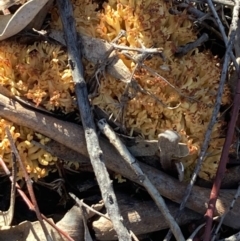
0;0;231;180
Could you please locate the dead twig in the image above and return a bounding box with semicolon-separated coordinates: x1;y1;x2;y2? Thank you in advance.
113;42;153;129
121;50;198;103
79;203;93;241
88;30;126;95
206;0;239;70
211;185;240;241
164;22;236;241
56;0;131;240
1;94;240;229
70;193;140;241
186;217;220;241
111;43;163;55
203;1;240;239
0;153;16;226
69;193;111;221
141;63;199;103
0;156;75;241
5;127;52;241
97;119;185;241
234;20;240;58
92;192;201;240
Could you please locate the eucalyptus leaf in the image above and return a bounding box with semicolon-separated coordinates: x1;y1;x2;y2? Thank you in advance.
0;0;49;41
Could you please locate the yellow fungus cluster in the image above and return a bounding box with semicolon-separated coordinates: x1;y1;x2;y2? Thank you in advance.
0;41;75;112
0;0;232;180
53;0;231;180
0;40;76;179
0;119;57;179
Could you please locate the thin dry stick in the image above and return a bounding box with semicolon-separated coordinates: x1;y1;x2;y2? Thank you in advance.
129;230;140;241
78;202;93;241
117;51;159;127
186;217;219;241
206;0;239;70
142;63;199;102
234;19;240;58
69;193;111;221
0;158;36;211
122;50;198;103
5;127;52;241
203;55;240;240
0;157;75;241
111;43;163;54
119;44;198;102
203;1;240;240
97;119;185;241
164;31;236;241
69;192;140;241
7;152;16;225
56;0;131;240
0;152;16;225
211;185;240;241
89;30;126;90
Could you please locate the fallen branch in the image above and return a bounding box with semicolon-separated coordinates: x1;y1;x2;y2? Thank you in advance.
1;94;240;229
49;30;132;83
92;192;201;240
97;119;185;241
56;0;131;240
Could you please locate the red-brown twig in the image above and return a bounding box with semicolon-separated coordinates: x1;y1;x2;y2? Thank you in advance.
203;64;240;241
0;157;35;210
203;0;240;239
0;156;74;241
5;127;52;241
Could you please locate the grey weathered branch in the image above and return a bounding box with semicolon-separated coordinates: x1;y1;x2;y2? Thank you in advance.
92;193;201;240
56;0;131;240
49;30;132;83
97;119;185;241
1;94;240;230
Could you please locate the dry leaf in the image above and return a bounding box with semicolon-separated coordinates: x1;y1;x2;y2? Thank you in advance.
0;219;63;241
0;205;85;241
0;0;49;41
